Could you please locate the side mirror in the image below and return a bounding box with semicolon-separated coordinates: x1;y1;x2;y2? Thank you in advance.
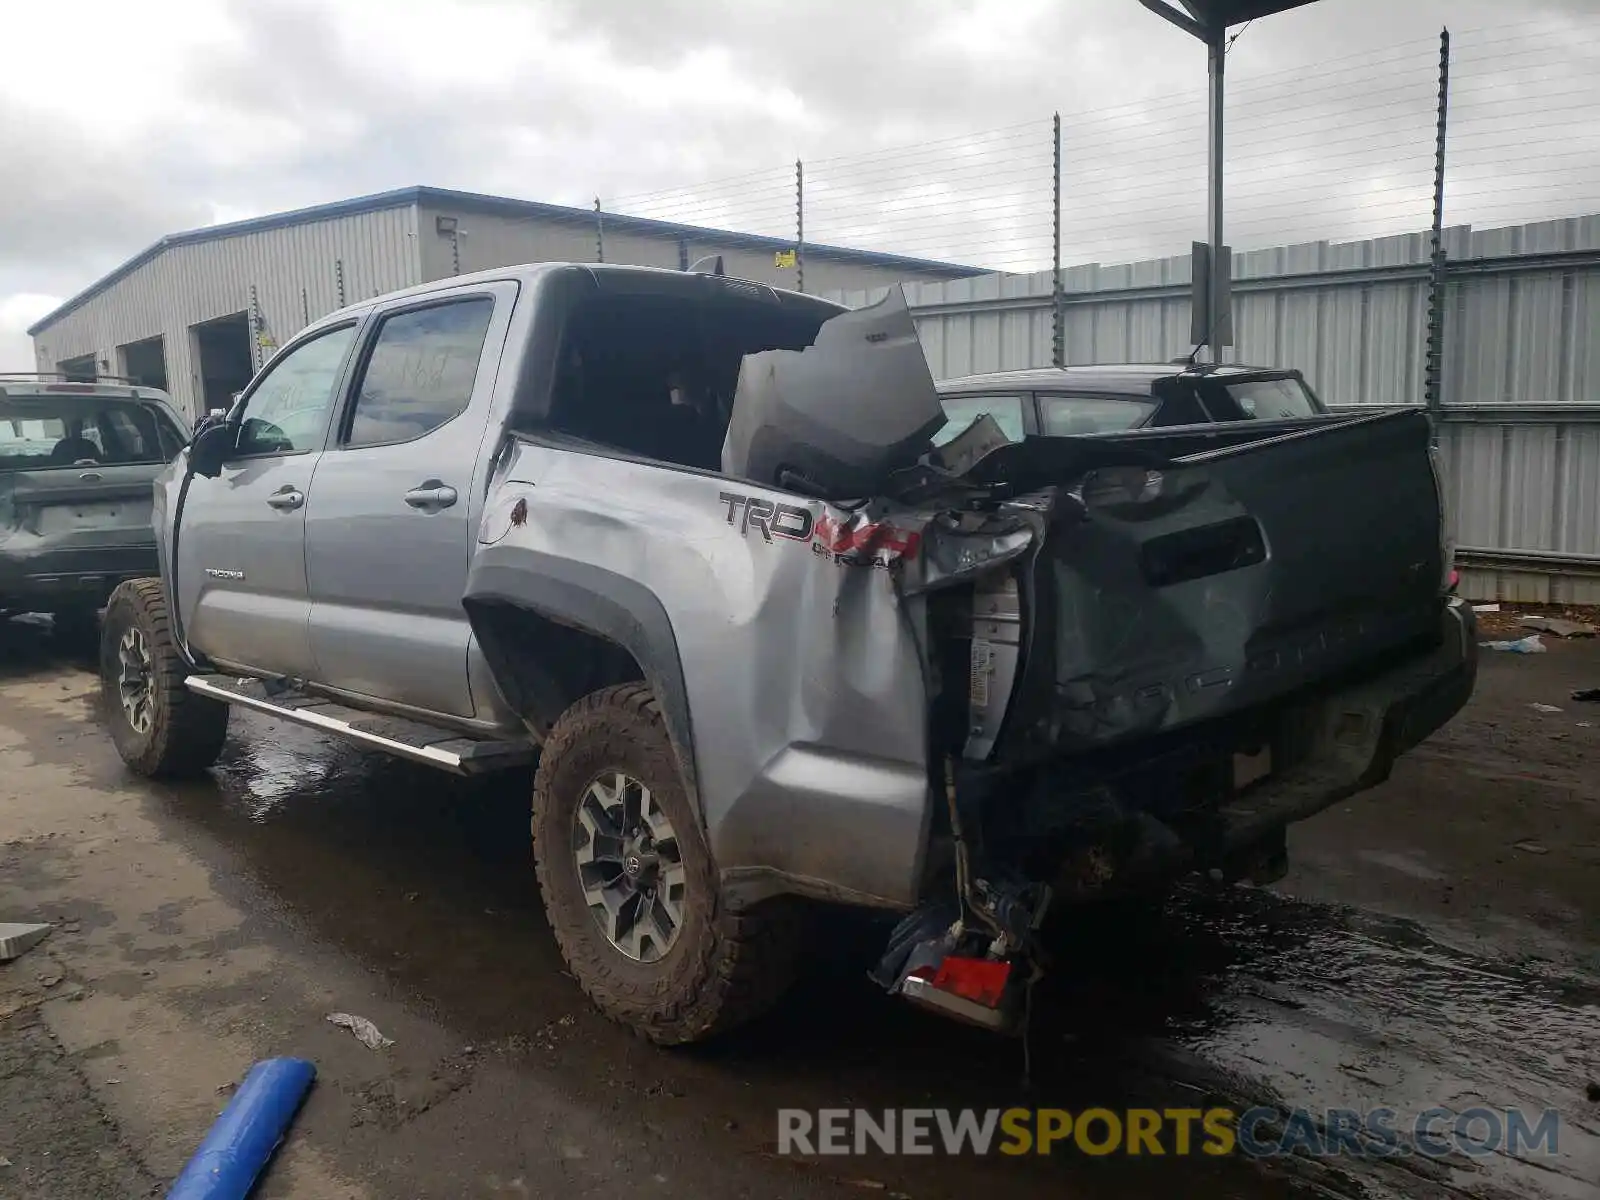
188;422;233;479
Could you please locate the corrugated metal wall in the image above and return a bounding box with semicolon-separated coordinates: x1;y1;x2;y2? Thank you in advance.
827;215;1600;603
35;198;968;423
414;201;970;295
31;205;423;420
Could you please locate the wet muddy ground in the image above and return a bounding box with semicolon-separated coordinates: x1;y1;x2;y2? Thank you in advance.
1;617;1598;1199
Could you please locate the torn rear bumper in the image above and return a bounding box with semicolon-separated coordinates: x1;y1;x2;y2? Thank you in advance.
0;543;157;609
1212;596;1477;855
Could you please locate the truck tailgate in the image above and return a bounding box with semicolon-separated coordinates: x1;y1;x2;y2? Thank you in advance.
1016;408;1446;751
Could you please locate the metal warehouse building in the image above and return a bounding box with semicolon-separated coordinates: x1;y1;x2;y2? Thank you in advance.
28;186;982;421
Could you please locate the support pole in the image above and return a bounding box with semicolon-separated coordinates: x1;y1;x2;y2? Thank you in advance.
1052;112;1063;368
795;159;805;294
1206;24;1227;362
1425;28;1451;424
595;197;605;263
334;259;346;308
248;284;262;370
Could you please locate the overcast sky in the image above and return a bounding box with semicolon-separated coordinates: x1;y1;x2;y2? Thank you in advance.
2;0;1596;370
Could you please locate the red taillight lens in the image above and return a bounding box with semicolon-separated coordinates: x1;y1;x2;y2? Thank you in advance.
930;957;1012;1008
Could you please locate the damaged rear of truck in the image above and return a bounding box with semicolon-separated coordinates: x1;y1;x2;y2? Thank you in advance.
466;276;1476;1040
110;263;1473;1045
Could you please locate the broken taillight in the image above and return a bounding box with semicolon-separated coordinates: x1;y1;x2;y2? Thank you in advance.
929;956;1012;1008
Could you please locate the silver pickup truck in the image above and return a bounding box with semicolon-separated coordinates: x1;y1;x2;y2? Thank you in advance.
100;262;1477;1045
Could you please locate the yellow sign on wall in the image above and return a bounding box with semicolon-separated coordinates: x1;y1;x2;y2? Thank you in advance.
774;249;797;268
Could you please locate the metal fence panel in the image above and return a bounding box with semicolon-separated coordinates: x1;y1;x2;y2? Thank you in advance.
826;214;1600;602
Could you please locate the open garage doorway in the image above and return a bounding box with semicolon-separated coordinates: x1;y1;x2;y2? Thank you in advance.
56;353;97;382
117;335;169;392
190;312;253;416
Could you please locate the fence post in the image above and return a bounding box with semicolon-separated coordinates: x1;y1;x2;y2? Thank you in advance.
248;284;263;370
1425;27;1451;426
301;286;310;328
795;159;806;294
595;197;605;263
335;259;346;308
1052;112;1064;368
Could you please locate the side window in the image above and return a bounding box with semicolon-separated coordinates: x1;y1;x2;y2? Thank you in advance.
1150;389;1210;426
235;325;357;457
935;394;1027;445
343;298;494;449
1039;394;1157;435
153;413;187;460
101;407;164;464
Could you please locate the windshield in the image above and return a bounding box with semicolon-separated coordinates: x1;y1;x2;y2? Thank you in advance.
1224;376;1320;420
1039;394;1157;435
0;396;184;470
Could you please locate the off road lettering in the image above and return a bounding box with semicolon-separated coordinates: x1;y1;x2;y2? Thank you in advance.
719;491;815;543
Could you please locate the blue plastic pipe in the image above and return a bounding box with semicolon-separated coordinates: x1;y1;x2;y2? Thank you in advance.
166;1057;317;1200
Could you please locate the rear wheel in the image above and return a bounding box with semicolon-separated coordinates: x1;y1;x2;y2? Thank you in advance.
532;683;803;1045
100;579;229;779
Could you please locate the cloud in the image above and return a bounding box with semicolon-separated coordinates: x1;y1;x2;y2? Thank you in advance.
0;0;1596;369
0;294;65;373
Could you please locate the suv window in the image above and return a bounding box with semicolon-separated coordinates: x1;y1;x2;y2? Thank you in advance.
0;398;178;469
1039;394;1156;435
235;324;358;457
344;298;494;449
935;394;1027;445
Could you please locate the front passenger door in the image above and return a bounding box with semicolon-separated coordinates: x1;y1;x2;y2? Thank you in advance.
176;322;359;678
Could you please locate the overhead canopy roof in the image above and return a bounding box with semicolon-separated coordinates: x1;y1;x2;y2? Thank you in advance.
1139;0;1318;36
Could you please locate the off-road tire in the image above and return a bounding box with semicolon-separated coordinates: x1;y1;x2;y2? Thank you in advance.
100;578;229;779
532;683;804;1045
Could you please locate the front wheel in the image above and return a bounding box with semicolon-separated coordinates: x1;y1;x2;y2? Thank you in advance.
532;682;803;1045
100;579;229;779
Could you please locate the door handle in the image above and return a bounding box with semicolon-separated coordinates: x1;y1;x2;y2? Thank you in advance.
404;483;458;509
266;487;305;511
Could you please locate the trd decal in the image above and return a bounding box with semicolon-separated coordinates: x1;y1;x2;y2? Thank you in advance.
719;492;815;543
719;491;921;569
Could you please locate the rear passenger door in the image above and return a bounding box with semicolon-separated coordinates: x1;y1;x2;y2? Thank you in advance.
303;284;515;720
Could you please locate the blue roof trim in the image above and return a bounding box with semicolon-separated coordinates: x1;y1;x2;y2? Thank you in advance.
29;185;986;336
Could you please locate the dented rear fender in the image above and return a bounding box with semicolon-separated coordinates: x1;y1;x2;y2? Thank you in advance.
468;436;940;910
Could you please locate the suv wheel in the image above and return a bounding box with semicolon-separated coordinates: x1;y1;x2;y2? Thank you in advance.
532;683;803;1045
100;579;229;779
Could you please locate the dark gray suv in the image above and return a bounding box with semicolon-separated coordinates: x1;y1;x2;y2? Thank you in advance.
1;375;189;635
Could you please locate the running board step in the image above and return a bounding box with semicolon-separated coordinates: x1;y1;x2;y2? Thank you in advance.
185;674;535;775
